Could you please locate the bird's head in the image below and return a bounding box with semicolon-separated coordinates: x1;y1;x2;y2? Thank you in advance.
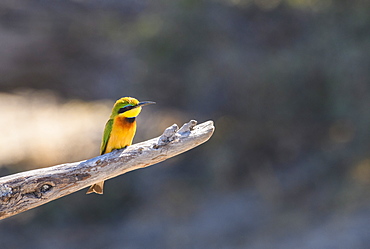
111;97;155;118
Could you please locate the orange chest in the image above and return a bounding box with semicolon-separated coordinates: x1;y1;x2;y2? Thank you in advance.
105;117;137;154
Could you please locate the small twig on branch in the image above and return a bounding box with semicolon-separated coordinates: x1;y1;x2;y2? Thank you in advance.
0;120;214;220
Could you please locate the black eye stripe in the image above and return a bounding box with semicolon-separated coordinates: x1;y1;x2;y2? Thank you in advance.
118;105;135;114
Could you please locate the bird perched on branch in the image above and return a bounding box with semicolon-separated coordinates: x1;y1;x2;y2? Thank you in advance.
86;97;155;194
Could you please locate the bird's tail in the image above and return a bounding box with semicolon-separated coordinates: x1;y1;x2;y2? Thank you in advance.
86;181;104;194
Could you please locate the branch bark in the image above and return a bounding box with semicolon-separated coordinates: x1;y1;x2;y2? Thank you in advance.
0;120;215;220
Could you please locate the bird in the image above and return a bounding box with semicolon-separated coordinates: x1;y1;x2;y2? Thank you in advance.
86;97;155;194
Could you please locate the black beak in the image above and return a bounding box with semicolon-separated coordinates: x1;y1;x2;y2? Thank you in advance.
136;101;156;108
118;101;155;114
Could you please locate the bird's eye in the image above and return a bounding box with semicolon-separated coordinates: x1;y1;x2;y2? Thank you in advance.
118;105;134;114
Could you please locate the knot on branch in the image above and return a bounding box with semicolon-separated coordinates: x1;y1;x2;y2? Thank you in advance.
154;120;197;148
0;184;12;202
40;184;53;193
178;120;197;135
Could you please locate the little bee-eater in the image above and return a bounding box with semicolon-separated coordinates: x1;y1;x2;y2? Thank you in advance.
86;97;155;194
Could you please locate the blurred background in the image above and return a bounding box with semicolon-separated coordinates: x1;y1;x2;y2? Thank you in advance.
0;0;369;248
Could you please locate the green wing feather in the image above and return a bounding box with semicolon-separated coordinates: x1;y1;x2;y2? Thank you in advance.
100;119;114;155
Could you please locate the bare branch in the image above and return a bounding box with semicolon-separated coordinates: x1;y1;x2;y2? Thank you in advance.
0;120;215;220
